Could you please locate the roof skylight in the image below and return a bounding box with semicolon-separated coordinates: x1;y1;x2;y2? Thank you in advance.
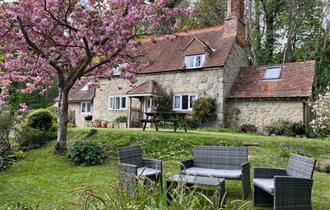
80;85;89;92
263;67;282;80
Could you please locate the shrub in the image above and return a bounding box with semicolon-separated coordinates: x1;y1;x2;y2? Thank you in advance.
67;141;106;166
0;111;14;150
156;93;173;119
114;115;127;124
192;97;216;127
15;109;57;148
240;124;257;133
15;126;48;148
24;109;57;133
265;120;306;136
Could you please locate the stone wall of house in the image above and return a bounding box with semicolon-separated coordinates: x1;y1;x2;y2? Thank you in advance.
226;99;304;132
72;42;247;127
91;67;225;126
223;43;248;97
69;102;93;127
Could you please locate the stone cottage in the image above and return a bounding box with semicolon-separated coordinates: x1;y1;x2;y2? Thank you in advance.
65;0;316;130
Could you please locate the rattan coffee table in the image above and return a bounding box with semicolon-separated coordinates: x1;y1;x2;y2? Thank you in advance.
166;174;226;208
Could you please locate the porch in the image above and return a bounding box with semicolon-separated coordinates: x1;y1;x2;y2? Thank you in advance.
126;80;165;128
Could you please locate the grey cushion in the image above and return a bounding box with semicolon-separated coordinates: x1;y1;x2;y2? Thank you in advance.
254;178;274;193
137;167;161;176
182;167;242;179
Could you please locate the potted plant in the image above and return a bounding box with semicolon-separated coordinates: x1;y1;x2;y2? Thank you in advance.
114;115;127;128
101;120;108;128
94;119;102;128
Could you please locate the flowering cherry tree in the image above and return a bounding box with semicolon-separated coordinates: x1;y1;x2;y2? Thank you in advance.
0;0;185;152
310;87;330;134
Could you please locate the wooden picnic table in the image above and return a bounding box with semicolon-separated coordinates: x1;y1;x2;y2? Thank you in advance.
141;112;190;132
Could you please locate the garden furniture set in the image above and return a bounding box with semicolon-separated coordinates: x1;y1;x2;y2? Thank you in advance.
117;145;316;210
141;112;189;132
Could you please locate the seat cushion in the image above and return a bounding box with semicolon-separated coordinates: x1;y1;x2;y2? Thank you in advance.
137;167;161;176
254;178;274;193
182;167;242;179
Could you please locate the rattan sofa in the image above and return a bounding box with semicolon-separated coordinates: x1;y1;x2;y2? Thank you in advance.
180;146;251;199
253;154;316;210
118;146;162;195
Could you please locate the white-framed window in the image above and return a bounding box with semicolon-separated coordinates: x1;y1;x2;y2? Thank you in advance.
109;96;127;110
263;67;282;80
81;102;91;114
173;94;197;111
185;54;206;69
80;85;89;92
112;63;128;76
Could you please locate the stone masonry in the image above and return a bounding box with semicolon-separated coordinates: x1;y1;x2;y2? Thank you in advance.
83;42;247;127
226;99;305;132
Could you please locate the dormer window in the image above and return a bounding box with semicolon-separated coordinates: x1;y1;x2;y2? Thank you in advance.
80;85;89;92
185;54;205;69
263;67;282;80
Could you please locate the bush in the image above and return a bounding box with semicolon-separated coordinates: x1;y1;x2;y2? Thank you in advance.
0;111;14;150
24;109;57;133
114;115;127;124
15;109;57;149
67;141;106;166
265;120;306;136
240;124;257;133
156;93;173;119
15;126;48;148
192;97;216;127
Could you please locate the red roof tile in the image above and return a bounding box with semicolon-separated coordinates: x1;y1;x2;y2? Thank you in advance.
55;82;95;102
138;25;235;73
228;60;316;98
127;80;165;96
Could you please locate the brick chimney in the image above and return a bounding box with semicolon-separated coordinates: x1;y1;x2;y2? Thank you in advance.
224;0;245;47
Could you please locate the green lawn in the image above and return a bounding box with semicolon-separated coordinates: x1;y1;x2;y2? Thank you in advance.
0;128;329;209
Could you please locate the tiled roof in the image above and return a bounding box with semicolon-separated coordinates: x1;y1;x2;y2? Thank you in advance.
137;25;235;73
55;82;95;102
127;80;165;96
228;60;316;99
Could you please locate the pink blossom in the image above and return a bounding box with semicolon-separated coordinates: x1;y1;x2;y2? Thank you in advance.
18;103;28;113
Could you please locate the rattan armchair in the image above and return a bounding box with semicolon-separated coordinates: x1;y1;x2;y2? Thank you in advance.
253;154;316;210
118;146;162;196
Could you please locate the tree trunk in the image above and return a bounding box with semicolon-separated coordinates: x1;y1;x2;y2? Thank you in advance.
54;89;69;154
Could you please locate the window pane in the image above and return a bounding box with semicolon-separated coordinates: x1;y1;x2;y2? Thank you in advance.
115;97;120;109
190;95;196;108
195;56;201;67
264;67;281;80
109;97;113;109
174;96;180;109
186;57;194;68
81;103;86;113
121;97;126;109
86;103;91;113
182;95;189;110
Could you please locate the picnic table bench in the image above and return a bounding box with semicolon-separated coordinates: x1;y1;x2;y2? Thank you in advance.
141;112;189;132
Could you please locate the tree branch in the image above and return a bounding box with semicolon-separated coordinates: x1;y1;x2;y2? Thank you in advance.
43;0;78;32
17;16;63;74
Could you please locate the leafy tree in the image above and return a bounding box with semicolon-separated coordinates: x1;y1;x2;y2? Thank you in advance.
181;0;226;29
0;0;185;153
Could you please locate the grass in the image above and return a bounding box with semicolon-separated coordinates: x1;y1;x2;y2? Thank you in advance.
0;128;329;209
